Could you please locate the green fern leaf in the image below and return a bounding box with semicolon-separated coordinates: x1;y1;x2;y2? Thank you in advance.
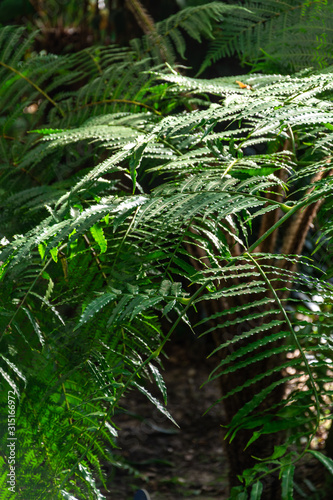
226;376;295;441
250;481;263;499
309;450;333;476
90;224;107;254
149;363;167;405
281;463;295;500
133;381;178;427
75;292;118;330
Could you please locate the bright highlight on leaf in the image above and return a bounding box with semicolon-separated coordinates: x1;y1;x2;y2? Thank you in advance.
90;224;107;254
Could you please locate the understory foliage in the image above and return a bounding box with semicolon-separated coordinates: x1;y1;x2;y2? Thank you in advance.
198;0;333;74
0;2;333;498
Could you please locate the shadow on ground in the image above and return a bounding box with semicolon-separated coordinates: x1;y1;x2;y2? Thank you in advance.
102;340;330;500
104;341;229;500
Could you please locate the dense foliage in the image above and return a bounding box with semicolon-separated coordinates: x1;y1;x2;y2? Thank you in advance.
0;2;333;499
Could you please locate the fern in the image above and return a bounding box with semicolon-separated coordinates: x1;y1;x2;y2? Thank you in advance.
1;14;333;500
198;0;333;74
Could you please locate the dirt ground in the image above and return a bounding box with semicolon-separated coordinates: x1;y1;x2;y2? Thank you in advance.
102;339;330;500
104;339;229;500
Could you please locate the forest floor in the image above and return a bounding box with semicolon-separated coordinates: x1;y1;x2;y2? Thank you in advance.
104;337;229;500
103;337;329;500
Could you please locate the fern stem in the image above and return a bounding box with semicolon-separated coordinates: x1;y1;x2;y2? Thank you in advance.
83;48;102;74
226;190;291;212
110;206;140;274
0;256;54;345
222;157;238;179
287;124;296;158
76;98;162;116
244;252;320;442
125;0;169;62
247;188;333;254
0;133;25;143
126;0;156;34
159;137;183;156
62;383;73;425
83;234;108;284
0;61;65;118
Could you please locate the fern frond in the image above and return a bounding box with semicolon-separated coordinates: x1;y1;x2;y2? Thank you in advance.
199;0;333;74
130;2;249;64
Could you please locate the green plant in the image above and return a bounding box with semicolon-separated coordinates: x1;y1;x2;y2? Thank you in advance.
1;4;333;499
196;0;333;74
